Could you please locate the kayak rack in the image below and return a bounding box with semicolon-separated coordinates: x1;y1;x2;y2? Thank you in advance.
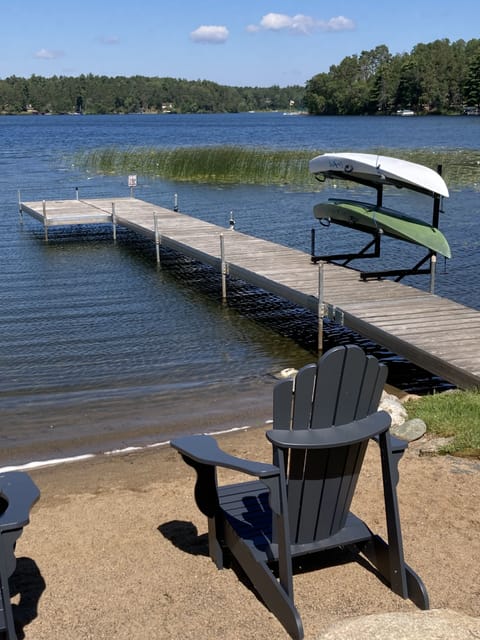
310;227;437;286
310;163;444;292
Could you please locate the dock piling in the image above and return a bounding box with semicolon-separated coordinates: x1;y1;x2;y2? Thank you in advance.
317;262;325;354
220;233;227;302
17;190;23;222
112;202;117;241
154;212;161;266
42;200;48;241
430;254;437;293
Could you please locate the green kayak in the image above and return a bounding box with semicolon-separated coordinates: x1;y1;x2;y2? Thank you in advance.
313;198;451;258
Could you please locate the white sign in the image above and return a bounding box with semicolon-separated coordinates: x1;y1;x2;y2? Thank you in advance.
128;174;137;187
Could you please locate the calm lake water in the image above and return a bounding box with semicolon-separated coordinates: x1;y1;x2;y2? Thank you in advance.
1;113;479;467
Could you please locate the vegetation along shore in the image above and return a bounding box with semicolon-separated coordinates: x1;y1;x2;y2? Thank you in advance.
1;37;479;115
77;146;480;188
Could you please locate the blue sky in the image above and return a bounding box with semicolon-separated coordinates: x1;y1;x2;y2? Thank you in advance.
1;1;478;87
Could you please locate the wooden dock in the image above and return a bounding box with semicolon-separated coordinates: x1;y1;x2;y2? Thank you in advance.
20;196;480;390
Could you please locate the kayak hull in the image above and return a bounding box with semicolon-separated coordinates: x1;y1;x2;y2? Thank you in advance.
314;199;451;258
309;152;449;198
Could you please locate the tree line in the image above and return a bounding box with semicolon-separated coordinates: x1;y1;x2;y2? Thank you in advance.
305;38;480;115
1;37;479;116
0;74;304;115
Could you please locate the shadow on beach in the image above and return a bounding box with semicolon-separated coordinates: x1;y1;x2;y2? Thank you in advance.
158;520;209;557
8;557;46;640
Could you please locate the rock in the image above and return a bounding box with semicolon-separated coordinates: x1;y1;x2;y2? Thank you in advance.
379;392;408;428
317;608;480;640
273;367;297;379
391;417;427;442
418;436;455;456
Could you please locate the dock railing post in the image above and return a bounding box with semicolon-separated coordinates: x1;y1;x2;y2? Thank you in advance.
112;202;117;242
154;212;161;266
430;254;436;294
75;187;79;201
174;193;178;212
317;261;325;354
42;200;48;241
17;189;23;222
220;233;227;302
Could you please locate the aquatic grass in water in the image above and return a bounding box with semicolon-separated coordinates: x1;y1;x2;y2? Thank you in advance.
78;146;314;186
77;146;480;189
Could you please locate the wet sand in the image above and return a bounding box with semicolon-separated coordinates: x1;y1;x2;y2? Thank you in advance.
11;423;480;639
0;377;276;469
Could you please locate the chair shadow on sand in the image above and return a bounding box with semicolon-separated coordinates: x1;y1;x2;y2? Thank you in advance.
158;518;276;604
158;520;209;557
6;557;46;640
157;517;386;614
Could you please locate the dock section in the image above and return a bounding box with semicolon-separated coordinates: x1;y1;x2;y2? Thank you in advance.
20;196;480;389
20;198;114;240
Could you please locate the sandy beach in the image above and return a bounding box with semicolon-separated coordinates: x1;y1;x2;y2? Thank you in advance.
9;423;480;639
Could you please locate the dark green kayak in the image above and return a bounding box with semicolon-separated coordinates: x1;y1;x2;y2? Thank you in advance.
314;198;451;258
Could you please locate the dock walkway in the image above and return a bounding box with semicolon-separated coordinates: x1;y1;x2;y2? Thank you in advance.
20;196;480;389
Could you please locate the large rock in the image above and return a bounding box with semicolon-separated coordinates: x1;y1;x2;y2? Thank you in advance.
317;609;480;640
391;417;427;442
379;392;408;428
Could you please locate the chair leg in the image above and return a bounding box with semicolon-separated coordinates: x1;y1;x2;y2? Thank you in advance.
224;521;304;640
405;563;430;610
362;535;429;609
0;572;16;640
359;432;429;609
207;515;225;569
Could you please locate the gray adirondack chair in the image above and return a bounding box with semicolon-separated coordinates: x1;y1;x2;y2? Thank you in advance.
171;345;429;639
0;472;40;640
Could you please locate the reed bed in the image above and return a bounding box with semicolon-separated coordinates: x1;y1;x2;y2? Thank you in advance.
78;146;312;186
77;146;480;188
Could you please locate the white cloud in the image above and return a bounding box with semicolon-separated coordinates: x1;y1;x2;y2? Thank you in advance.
321;16;355;31
249;13;355;35
261;13;296;31
34;48;65;60
190;25;229;44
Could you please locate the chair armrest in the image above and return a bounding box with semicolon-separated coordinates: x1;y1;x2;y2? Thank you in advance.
171;435;280;479
266;411;391;449
0;472;40;532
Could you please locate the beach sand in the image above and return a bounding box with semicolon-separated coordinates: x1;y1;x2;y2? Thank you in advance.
10;424;480;639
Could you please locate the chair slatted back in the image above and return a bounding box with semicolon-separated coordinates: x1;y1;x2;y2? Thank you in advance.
272;345;387;545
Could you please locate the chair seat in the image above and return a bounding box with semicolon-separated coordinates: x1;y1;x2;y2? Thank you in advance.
219;480;373;563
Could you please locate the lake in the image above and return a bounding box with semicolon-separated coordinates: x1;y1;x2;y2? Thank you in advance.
1;113;479;468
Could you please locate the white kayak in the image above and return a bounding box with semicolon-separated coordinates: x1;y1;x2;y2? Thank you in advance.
309;152;449;198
